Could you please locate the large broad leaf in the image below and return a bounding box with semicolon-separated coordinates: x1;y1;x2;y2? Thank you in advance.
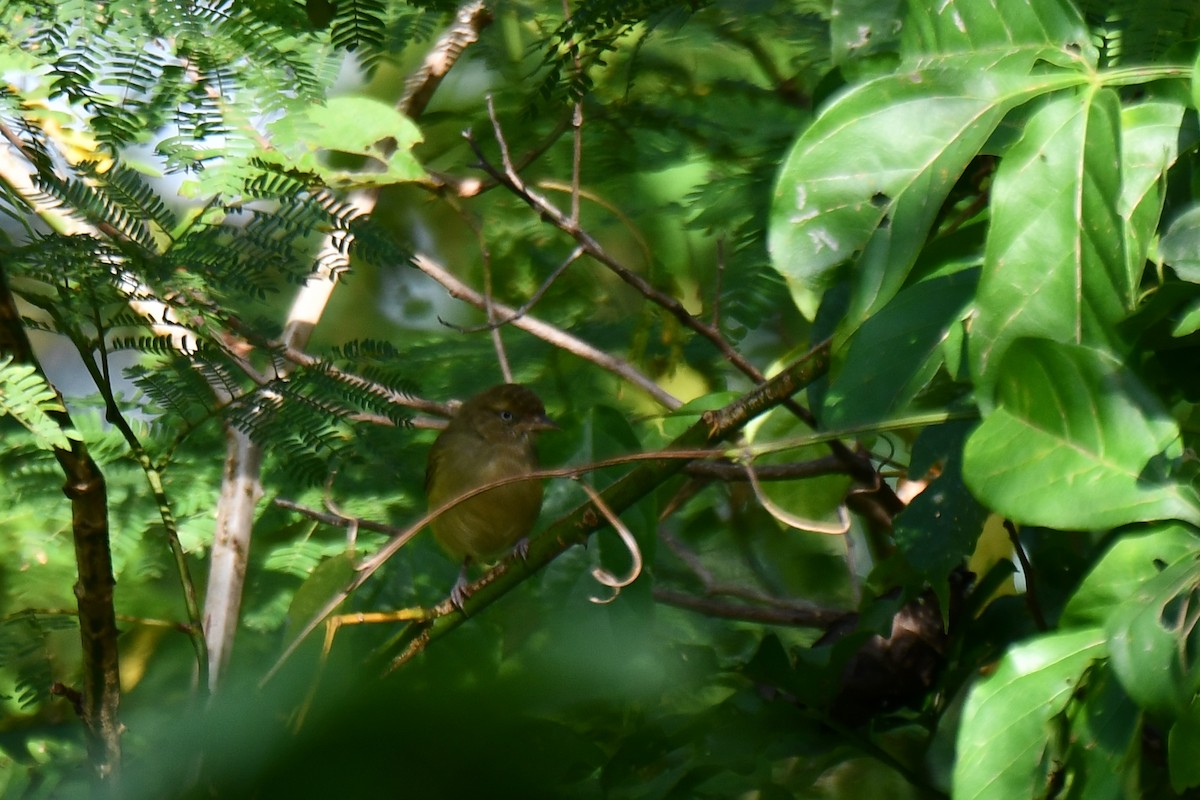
1160;205;1200;282
1106;554;1200;721
953;628;1107;800
902;0;1094;58
823;268;977;427
970;89;1128;401
963;339;1200;530
768;55;1079;322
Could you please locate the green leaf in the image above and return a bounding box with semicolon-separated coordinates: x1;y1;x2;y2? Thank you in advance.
0;356;79;451
894;420;989;584
824;268;977;427
1120;100;1191;276
1169;695;1200;792
962;339;1200;530
1062;524;1200;628
769;54;1078;322
902;0;1094;58
265;96;426;187
1065;662;1140;800
1172;297;1200;337
953;628;1107;800
970;89;1128;401
1106;554;1200;720
284;553;355;641
1160;204;1200;282
830;0;903;64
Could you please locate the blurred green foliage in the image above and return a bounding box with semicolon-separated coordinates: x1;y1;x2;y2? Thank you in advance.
3;0;1200;798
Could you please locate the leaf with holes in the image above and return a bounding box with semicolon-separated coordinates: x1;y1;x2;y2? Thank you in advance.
1106;554;1200;720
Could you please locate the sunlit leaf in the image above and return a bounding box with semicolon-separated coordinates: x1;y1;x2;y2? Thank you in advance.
963;339;1200;529
954;628;1107;800
769;53;1079;322
1120;100;1191;275
265;96;427;187
902;0;1094;58
970;89;1128;402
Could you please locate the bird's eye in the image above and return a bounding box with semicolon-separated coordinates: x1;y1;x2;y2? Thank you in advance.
499;410;515;422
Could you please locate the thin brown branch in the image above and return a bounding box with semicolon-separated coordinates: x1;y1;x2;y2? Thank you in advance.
684;454;845;481
448;245;584;333
413;252;681;410
1004;520;1047;631
652;588;841;628
469;103;761;380
65;326;209;684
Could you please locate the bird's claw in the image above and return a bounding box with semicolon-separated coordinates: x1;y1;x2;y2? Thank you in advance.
513;536;531;562
449;563;472;614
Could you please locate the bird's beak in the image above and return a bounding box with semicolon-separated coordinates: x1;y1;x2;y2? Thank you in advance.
526;415;559;433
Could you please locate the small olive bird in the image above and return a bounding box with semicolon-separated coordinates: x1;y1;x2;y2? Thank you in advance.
425;384;556;607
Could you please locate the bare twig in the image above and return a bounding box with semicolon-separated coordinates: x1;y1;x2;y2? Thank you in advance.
740;446;851;535
469;106;762;381
652;588;840;627
684;454;845;481
1004;520;1047;631
414;252;681;409
448;245;585;332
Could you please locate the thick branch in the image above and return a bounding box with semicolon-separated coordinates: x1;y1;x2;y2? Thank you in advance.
0;263;121;778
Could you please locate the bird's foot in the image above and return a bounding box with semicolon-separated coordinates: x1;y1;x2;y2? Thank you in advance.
512;536;531;562
448;563;472;614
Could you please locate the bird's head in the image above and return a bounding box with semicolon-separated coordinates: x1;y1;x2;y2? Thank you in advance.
455;383;557;444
